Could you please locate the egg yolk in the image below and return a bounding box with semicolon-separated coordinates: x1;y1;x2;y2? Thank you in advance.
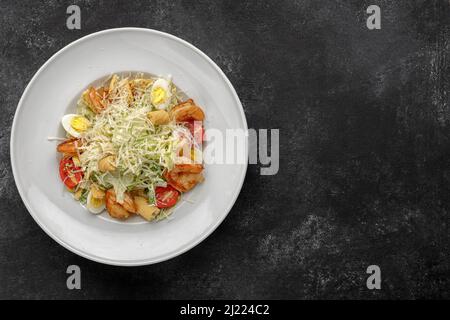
90;196;104;209
71;116;90;132
151;87;167;105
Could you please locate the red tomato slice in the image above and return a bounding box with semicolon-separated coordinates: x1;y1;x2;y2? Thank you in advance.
155;185;180;208
59;157;83;190
185;120;204;144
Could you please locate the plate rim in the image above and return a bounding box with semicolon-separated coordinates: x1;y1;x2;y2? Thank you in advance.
10;27;248;266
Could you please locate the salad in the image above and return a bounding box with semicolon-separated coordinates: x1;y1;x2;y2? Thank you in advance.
55;74;205;221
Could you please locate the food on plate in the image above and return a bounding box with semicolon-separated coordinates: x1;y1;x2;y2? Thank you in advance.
147;110;170;125
150;78;172;109
55;74;205;221
170;99;205;122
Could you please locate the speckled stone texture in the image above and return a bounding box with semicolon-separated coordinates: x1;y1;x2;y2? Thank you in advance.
0;0;449;299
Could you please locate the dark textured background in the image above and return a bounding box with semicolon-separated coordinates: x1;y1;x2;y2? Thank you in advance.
0;0;449;299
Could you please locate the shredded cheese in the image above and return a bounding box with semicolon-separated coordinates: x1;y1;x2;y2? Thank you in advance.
77;75;181;204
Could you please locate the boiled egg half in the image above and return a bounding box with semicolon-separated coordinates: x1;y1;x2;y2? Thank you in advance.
86;190;106;214
150;78;172;109
61;114;90;138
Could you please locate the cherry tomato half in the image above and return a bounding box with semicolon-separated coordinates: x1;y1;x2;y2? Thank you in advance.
59;157;83;190
185;120;204;145
155;185;180;208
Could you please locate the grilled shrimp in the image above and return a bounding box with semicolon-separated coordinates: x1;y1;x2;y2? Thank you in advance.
170;99;205;122
172;163;203;174
83;86;108;114
105;189;136;220
164;164;204;193
56;138;82;156
164;171;204;193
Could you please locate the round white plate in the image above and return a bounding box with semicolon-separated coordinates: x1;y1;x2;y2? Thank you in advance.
11;28;248;266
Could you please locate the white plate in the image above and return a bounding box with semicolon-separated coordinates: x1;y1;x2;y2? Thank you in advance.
10;28;248;266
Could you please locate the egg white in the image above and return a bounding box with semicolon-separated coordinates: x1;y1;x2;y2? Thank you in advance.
86;191;106;214
61;114;82;138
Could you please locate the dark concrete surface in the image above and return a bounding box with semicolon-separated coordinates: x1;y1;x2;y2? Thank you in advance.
0;0;449;299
